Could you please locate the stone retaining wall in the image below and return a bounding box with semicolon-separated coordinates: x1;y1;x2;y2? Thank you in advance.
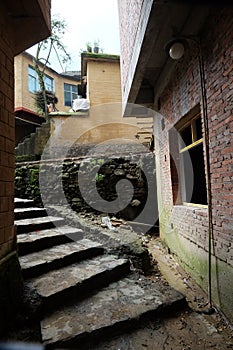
15;153;157;223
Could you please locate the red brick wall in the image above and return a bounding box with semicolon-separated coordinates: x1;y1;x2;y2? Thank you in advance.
204;10;233;264
0;2;15;261
156;7;233;321
0;0;51;333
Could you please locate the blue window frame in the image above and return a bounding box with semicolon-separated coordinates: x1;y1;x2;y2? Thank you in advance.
64;83;78;106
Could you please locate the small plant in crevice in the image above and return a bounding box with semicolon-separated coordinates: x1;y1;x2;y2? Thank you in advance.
95;173;105;182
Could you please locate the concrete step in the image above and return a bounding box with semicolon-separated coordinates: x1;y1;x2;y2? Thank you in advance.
41;276;186;349
14;207;47;220
15;216;65;234
20;239;105;278
26;255;130;312
14;198;34;208
17;225;84;256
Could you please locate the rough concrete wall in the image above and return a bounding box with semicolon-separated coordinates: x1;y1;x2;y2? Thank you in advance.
38;0;51;29
118;0;153;109
155;7;233;322
48;104;141;158
87;60;122;106
118;0;144;94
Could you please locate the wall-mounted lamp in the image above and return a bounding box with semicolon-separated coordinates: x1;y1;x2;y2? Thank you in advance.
169;41;185;60
165;39;187;60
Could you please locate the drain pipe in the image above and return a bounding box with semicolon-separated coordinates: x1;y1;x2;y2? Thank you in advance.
197;38;213;308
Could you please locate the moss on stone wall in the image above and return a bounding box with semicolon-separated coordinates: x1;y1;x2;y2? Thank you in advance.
15;155;37;163
15;154;156;221
15;165;41;206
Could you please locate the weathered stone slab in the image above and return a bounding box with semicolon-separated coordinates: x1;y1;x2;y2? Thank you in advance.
15;216;65;234
26;255;130;302
20;239;104;278
14;198;34;208
14;207;47;220
41;276;185;348
17;226;84;255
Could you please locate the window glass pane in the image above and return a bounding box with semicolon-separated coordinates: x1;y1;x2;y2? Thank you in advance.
28;75;36;93
64;83;70;92
72;85;78;93
28;66;38;92
44;75;54;92
28;66;51;93
28;66;37;78
64;84;78;106
64;91;71;106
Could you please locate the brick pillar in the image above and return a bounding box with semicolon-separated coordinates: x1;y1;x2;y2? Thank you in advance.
0;2;23;336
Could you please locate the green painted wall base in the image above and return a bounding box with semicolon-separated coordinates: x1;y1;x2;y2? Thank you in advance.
160;212;233;324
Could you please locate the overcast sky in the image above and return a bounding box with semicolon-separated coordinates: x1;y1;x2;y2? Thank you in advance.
28;0;121;73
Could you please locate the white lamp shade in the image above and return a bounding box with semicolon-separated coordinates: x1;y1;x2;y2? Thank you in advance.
169;42;185;60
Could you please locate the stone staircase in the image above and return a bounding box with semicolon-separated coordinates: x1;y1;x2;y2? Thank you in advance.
15;121;50;159
135;116;153;148
14;198;186;348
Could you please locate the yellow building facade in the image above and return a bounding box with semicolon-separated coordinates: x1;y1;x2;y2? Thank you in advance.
83;54;122;106
14;51;80;114
14;51;80;143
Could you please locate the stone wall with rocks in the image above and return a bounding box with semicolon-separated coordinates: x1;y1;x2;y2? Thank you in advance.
15;153;157;224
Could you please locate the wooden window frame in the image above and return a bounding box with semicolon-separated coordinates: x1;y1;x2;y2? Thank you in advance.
170;107;208;207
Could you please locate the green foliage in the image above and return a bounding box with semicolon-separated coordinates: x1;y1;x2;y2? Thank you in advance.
15;155;36;163
33;15;71;118
34;90;58;113
86;158;105;171
85;158;105;182
15;165;41;204
82;52;119;60
80;40;103;55
95;173;105;182
93;39;100;48
29;168;40;198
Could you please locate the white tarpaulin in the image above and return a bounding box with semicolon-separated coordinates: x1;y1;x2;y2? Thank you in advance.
72;98;90;112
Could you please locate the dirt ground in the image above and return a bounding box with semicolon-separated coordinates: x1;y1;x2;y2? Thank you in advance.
147;237;233;349
83;236;233;350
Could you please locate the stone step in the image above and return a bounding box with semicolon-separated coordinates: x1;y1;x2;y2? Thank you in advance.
14;207;47;220
17;225;84;256
26;255;130;312
41;276;186;349
15;216;65;234
20;239;105;278
14;198;34;208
